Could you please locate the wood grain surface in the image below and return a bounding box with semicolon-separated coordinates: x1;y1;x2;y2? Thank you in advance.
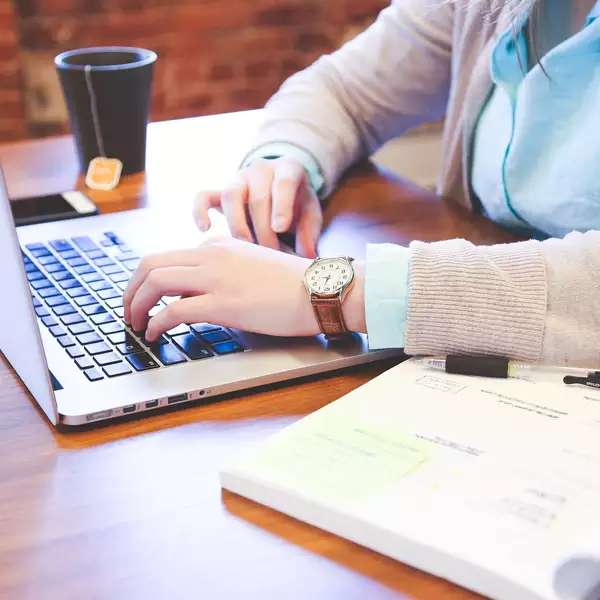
0;111;520;600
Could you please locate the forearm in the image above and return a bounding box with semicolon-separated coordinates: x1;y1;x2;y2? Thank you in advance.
404;232;600;367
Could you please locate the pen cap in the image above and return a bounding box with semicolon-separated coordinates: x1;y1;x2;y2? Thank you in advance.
446;355;510;378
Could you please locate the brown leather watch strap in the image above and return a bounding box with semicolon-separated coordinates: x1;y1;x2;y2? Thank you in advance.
311;295;348;338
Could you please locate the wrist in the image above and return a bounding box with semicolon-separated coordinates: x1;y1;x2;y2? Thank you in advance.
343;260;366;333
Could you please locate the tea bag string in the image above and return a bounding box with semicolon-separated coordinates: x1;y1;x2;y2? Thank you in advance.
84;65;106;158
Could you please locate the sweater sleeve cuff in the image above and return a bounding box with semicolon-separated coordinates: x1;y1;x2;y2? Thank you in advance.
240;142;326;197
405;239;547;361
365;243;410;349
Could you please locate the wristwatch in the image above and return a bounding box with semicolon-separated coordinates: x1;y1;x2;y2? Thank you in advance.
304;256;355;338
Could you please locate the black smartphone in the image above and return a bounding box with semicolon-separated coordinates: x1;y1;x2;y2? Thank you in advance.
11;191;99;227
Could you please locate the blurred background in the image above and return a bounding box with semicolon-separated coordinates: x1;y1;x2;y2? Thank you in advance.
1;0;441;187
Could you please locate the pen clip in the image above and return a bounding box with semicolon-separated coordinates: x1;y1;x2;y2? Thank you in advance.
563;371;600;388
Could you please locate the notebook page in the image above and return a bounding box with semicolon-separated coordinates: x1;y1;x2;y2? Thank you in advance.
222;360;600;600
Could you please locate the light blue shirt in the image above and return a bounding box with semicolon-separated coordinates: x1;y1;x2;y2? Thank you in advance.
249;1;600;348
472;1;600;239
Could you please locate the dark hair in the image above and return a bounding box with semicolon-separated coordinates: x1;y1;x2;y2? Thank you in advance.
528;2;552;77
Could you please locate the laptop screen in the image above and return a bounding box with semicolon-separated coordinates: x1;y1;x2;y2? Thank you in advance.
0;165;58;424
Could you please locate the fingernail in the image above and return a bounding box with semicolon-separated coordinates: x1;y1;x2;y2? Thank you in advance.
272;215;286;232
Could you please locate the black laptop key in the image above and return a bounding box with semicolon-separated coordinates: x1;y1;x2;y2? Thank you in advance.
84;367;104;381
72;236;97;252
89;279;112;292
83;304;106;316
76;356;95;369
31;278;52;290
45;263;66;274
87;249;106;260
52;270;73;281
67;345;85;359
77;332;103;345
103;362;132;378
114;307;125;318
199;329;232;344
116;339;144;355
66;287;88;298
94;352;122;367
59;278;80;290
41;316;57;327
150;342;186;366
81;272;103;283
107;331;135;345
99;321;124;334
106;297;123;309
109;272;129;283
32;295;42;307
61;313;85;326
94;257;115;267
45;294;68;307
101;264;124;275
172;333;212;360
68;321;93;335
126;352;160;371
35;306;50;317
115;252;138;262
50;239;73;253
24;262;38;273
25;242;46;252
86;341;112;355
27;270;44;282
37;255;58;266
104;231;125;245
53;304;77;316
212;340;244;355
121;258;141;271
38;286;60;299
60;250;80;260
66;257;86;267
49;325;66;337
28;246;51;258
74;295;97;307
74;265;95;275
91;312;115;325
97;287;119;300
57;335;75;348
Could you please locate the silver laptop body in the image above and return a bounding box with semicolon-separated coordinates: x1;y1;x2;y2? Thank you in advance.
0;168;401;426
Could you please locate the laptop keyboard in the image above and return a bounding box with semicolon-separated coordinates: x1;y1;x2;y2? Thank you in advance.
23;231;244;382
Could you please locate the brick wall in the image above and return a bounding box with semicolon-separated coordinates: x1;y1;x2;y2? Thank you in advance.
1;0;388;142
0;0;27;141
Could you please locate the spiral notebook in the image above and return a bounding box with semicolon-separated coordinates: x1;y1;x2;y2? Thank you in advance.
221;359;600;600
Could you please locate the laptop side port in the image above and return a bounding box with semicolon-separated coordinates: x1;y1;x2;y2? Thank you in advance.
167;393;188;404
145;400;159;409
122;404;136;414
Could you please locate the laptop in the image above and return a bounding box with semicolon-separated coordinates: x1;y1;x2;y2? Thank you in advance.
0;167;401;426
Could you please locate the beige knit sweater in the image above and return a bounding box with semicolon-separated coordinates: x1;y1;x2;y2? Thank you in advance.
249;0;600;367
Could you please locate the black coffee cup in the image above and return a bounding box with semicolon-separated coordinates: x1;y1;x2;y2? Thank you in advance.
55;46;157;176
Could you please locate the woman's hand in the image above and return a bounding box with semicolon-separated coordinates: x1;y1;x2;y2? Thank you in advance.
123;237;366;342
193;157;322;258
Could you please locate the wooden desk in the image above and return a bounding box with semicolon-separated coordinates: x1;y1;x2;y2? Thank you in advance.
0;112;519;600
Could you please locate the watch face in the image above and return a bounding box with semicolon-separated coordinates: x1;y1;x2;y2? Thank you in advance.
305;258;353;295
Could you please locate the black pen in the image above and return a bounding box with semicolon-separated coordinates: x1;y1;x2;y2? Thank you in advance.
424;355;531;379
424;355;591;384
563;372;600;389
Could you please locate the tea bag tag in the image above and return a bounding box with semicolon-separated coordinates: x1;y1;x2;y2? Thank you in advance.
85;157;123;191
